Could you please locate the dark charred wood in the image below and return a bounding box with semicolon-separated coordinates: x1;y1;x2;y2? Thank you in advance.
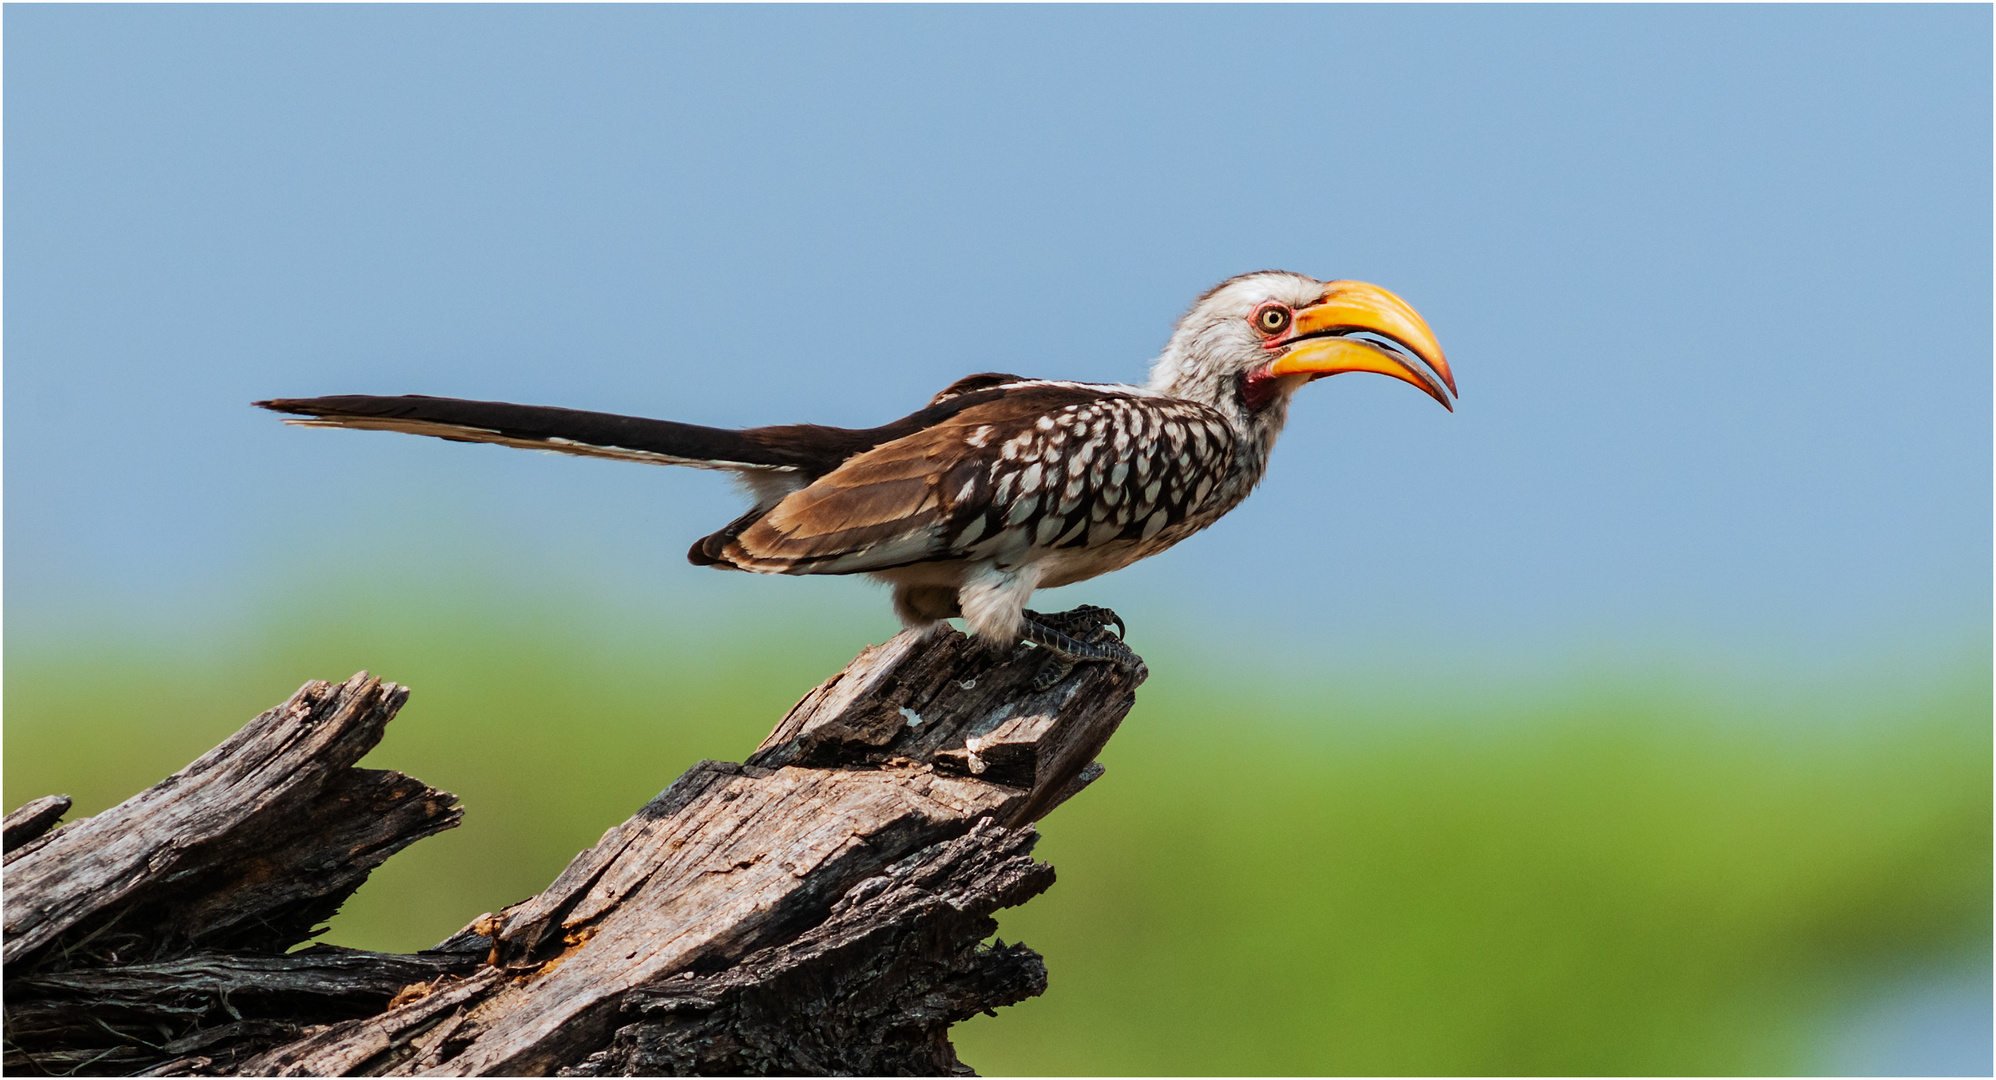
3;623;1141;1076
3;675;460;975
3;675;465;1074
7;947;485;1077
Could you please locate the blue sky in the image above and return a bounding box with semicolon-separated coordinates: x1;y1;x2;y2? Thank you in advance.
6;4;1989;668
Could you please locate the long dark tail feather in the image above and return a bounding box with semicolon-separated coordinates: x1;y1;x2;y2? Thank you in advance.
258;384;1035;482
255;394;875;477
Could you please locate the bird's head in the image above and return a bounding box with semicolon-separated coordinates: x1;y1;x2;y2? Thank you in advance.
1147;271;1456;423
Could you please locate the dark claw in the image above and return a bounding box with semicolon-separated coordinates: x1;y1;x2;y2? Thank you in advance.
1017;606;1145;688
1022;604;1126;642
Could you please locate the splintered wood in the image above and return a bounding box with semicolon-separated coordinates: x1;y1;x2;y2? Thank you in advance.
2;625;1142;1076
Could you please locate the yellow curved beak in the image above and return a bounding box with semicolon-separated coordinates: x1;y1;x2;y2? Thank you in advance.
1265;280;1456;410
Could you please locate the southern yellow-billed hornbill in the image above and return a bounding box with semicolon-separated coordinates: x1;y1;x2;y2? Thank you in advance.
259;271;1455;686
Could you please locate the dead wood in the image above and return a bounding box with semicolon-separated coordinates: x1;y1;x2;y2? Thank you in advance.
4;796;72;855
3;625;1141;1076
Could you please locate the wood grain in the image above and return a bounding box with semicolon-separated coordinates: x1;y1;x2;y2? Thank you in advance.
4;674;459;972
4;623;1141;1076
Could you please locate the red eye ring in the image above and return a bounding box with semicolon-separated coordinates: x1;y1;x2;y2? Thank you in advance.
1253;305;1292;336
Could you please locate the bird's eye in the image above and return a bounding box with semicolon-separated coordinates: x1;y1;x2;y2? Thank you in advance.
1254;306;1292;335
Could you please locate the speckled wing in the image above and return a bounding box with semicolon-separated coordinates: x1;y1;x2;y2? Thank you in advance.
714;383;1238;575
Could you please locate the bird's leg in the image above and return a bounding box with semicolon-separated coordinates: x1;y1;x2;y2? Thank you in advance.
1019;606;1146;690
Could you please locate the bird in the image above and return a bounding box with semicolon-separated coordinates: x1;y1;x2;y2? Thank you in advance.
258;270;1455;687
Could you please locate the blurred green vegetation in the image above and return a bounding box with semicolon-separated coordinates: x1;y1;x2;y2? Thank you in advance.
5;585;1987;1075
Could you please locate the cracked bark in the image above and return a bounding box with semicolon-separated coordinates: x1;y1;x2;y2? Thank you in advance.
3;625;1141;1076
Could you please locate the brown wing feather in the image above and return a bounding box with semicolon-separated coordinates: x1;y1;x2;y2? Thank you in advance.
716;385;1138;574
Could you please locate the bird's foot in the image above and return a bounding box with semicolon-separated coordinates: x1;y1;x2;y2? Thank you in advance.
1028;604;1128;641
1019;606;1146;690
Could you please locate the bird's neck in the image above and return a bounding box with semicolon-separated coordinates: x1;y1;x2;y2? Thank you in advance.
1147;355;1290;436
1145;359;1292;500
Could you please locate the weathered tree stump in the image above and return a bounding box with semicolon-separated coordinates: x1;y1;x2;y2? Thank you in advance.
3;624;1142;1076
